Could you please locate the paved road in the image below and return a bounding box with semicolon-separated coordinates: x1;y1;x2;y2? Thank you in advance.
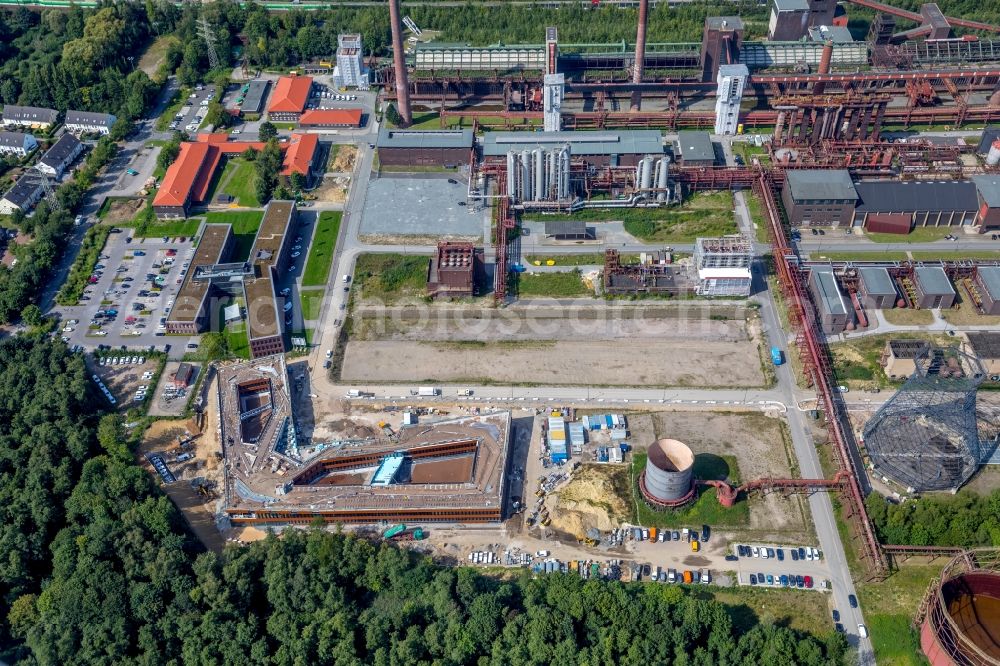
733;181;874;660
40;77;180;314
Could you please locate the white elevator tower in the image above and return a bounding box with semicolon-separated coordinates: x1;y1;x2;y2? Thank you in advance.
543;27;564;133
714;64;749;135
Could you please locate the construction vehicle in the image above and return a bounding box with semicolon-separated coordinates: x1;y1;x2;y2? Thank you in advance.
383;524;407;539
541;516;551;527
383;524;427;541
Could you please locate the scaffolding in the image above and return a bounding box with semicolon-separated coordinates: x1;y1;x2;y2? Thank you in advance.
863;346;988;492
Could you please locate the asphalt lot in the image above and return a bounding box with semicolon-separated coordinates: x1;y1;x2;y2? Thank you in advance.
57;229;198;352
169;85;217;134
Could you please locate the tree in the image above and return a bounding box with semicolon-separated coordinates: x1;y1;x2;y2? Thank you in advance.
289;171;306;191
254;139;282;204
157;135;182;172
20;304;42;327
258;121;277;141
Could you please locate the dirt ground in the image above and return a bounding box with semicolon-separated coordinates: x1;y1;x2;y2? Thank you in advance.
650;411;812;537
103;198;145;224
549;464;631;537
313;176;349;203
330;145;357;172
93;357;160;408
137;379;225;552
341;338;764;388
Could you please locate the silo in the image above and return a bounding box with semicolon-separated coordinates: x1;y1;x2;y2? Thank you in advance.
643;438;694;503
640;156;654;190
987;139;1000;167
654;157;670;202
506;151;516;200
558;145;571;199
521;150;533;202
533;148;545;201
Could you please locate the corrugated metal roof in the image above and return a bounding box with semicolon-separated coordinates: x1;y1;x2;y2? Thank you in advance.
675;131;715;163
544;220;586;236
855;180;978;213
376;127;473;150
971;175;1000;208
915;266;955;296
812;267;847;315
786;169;858;202
481;130;662;157
774;0;809;11
241;80;271;113
978;266;1000;299
977;126;1000;155
859;267;896;296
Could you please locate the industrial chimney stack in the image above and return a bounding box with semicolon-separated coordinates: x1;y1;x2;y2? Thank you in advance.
630;0;649;112
388;0;412;126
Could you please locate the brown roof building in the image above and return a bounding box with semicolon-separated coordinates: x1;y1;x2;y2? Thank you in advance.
427;242;480;299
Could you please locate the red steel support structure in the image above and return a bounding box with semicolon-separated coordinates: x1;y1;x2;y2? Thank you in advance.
753;167;890;580
843;0;1000;33
493;174;515;302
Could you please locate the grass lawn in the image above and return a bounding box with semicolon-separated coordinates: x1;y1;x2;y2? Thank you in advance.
224;321;250;360
96;196;133;219
856;565;939;666
524;253;634;267
910;250;1000;261
325;144;342;170
829;331;953;388
941;297;1000;327
302;211;342;286
745;194;770;243
514;270;592;298
127;208;203;238
881;308;934;326
300;289;324;321
631;452;749;528
138;35;179;77
354;253;428;302
271;122;297;130
812;251;910;262
204;211;264;261
702;586;835;638
865;227;955;243
220;160;260;207
560;191;737;243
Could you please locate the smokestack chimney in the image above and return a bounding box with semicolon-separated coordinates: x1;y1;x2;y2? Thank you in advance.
630;0;648;112
814;40;833;95
388;0;412;126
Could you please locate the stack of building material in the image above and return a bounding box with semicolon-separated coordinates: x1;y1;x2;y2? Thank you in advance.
548;416;568;462
569;422;585;454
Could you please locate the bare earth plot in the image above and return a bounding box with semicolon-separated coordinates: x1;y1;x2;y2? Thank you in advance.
340;338;763;387
651;411;813;538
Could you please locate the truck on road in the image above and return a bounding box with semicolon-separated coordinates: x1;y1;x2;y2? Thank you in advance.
346;389;374;398
417;386;440;396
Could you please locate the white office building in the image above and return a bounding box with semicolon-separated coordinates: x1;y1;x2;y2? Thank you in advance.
714;64;749;136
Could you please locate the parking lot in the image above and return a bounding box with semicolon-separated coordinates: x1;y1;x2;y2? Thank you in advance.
732;543;833;590
91;353;160;408
57;228;200;351
168;84;216;134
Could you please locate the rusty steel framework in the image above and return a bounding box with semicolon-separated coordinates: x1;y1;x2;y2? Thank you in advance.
753;168;890;580
915;548;1000;666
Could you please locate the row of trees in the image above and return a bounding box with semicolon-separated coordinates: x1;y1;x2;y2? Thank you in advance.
866;489;1000;547
0;136;117;323
0;337;849;665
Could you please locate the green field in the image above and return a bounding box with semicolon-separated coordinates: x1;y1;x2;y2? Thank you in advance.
128;210;203;238
204;211;265;261
857;566;939;666
224;321;250;359
513;270;592;298
631;453;749;528
219;159;260;207
811;251;910;262
556;191;738;243
354;253;428;302
524;253;638;267
865;227;955;243
302;211;342;286
299;289;324;321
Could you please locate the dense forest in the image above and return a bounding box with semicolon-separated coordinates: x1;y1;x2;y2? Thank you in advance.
0;4;160;122
866;489;1000;548
0;338;849;664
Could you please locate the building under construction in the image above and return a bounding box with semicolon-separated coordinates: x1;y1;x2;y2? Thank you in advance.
219;360;513;526
602;249;690;295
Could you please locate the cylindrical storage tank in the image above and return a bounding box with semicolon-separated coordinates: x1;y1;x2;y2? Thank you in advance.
558;146;571;199
987;139;1000;166
533;148;545;201
506;152;516;200
655;157;670;202
521;150;532;202
644;438;694;502
640;156;654;190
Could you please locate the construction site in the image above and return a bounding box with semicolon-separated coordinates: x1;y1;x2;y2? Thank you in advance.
217;357;513;525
